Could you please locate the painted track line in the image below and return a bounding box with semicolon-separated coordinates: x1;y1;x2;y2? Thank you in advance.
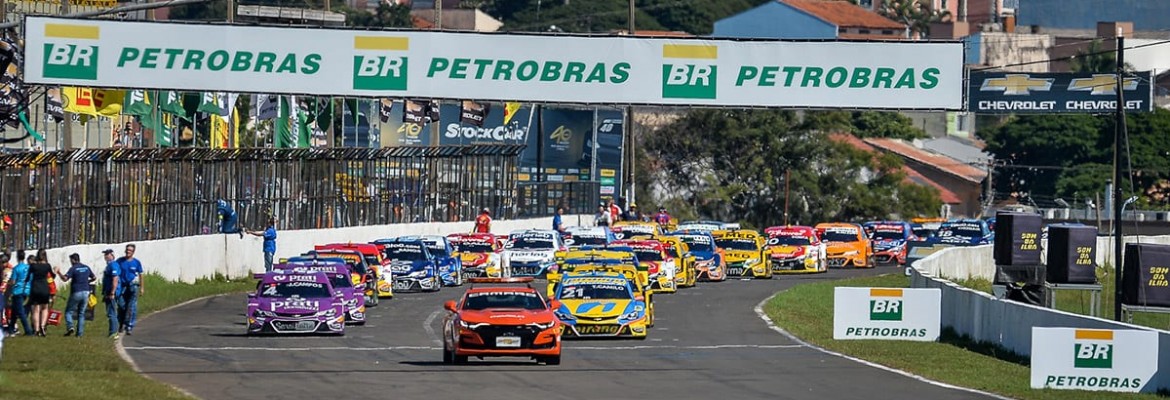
124;344;805;352
753;294;1014;400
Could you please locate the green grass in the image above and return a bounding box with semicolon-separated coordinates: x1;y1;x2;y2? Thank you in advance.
765;274;1164;400
1;273;255;400
953;267;1170;331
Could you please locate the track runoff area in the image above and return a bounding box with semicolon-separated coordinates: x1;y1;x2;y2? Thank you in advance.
27;14;989;399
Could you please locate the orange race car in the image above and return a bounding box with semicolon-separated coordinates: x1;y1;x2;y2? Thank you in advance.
442;278;563;365
315;243;390;301
814;223;874;268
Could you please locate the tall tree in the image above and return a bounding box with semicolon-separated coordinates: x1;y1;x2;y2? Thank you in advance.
864;0;950;39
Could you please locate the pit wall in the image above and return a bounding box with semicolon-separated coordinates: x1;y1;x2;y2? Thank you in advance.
910;245;1170;393
41;215;588;283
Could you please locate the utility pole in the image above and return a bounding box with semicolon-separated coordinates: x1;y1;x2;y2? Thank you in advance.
429;0;442;148
226;0;233;22
624;0;636;205
783;168;791;225
1112;28;1127;321
984;158;994;216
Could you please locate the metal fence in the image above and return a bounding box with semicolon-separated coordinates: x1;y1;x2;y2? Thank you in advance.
0;145;527;249
516;181;600;218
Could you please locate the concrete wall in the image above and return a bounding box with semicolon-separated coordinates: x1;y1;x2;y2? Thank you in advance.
910;247;1170;393
41;215;589;283
910;235;1170;282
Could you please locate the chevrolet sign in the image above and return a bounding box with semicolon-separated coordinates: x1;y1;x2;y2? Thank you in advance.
969;72;1152;114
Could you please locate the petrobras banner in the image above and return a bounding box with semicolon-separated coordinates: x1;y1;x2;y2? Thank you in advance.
969;72;1154;114
832;287;941;341
1031;328;1159;392
23;17;963;110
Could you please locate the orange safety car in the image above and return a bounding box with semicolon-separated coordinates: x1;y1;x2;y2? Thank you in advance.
442;277;563;365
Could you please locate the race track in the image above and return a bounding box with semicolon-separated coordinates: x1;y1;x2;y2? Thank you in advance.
122;268;990;400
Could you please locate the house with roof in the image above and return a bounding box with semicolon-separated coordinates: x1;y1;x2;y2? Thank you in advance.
830;134;964;218
863;137;988;218
713;0;907;40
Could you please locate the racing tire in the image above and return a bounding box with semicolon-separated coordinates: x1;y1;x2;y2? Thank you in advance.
455;270;464;287
540;355;561;365
865;255;876;269
426;276;443;293
443;347;452;364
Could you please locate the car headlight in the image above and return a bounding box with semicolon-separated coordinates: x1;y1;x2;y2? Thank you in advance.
841;250;859;256
746;258;761;266
407;269;428;278
619;311;643;321
458;320;488;329
253;310;277;318
553;310;575;321
315;309;337;318
529;321;557;330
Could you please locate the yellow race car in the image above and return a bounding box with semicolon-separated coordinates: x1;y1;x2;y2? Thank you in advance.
550;271;653;338
549;249;652;296
659;235;697;288
712;229;772;279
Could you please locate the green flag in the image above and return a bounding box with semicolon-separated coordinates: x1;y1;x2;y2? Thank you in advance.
160;91;187;119
297;103;311;148
123;90;151;116
315;97;333;132
142;111;173;147
196;92;220;114
275;96;292;148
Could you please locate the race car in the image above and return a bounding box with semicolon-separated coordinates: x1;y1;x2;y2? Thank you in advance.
549;249;651;297
274;260;365;324
551;271;652;339
564;226;616;249
400;235;464;287
247;271;346;335
867;221;916;266
669;231;727;282
315;243;391;300
611;221;662;240
931;218;995;246
658;235;697;287
613;239;679;293
306;246;379;306
676;221;727;234
373;239;443;292
763;225;827;274
815;222;874;268
448;233;503;279
501;230;565;278
442;278;562;365
712;229;771;279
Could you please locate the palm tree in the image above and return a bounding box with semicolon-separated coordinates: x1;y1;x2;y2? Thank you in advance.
862;0;951;39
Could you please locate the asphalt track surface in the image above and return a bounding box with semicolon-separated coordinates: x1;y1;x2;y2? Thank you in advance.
123;268;991;400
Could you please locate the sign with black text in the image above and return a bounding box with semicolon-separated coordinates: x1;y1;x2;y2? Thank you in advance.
969;72;1153;114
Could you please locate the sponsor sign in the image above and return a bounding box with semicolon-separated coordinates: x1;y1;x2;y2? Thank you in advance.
969;72;1153;113
832;287;940;341
24;17;963;109
1031;328;1158;392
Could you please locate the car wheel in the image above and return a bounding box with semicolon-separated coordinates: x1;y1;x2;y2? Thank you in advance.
456;270;464;286
541;355;561;365
443;346;453;364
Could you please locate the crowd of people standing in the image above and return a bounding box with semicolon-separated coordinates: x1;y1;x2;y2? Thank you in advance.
594;197;672;227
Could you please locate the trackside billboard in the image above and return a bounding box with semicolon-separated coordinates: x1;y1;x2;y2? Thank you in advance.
1031;328;1159;392
23;17;964;110
832;287;940;341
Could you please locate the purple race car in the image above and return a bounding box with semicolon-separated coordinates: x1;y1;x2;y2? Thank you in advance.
276;261;366;325
247;272;346;335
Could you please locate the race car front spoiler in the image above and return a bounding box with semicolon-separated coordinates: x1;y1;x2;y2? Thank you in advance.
393;277;441;292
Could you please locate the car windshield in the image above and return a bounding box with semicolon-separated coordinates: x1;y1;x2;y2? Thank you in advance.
768;236;811;246
363;256;380;267
510;238;555;250
424;242;449;257
260;282;331;298
940;228;983;238
912;228;933;237
872;230;906;241
385;246;427;261
462;291;546;310
632;248;663;261
327;274;352;289
716;238;758;251
823;231;859;242
679;237;712;252
453;241;493;253
570;235;609;246
559;283;631;300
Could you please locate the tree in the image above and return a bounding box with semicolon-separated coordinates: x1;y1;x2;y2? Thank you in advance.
1070;40;1134;73
864;0;950;39
802;110;928;140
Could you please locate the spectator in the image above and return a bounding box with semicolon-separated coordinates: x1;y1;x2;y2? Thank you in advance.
655;207;672;226
6;250;30;336
595;203;612;227
26;252;53;337
55;253;95;337
100;249;121;339
624;203;639;222
552;206;566;233
474;208;492;233
246;217;278;273
0;252;8;357
607;199;622;223
117;244;144;335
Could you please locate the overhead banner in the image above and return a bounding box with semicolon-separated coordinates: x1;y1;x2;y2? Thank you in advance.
1031;328;1158;392
23;16;964;110
969;72;1154;114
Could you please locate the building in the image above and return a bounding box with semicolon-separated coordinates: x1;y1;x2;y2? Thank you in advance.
411;8;502;31
235;5;346;26
713;0;906;40
863;137;988;217
1017;0;1170;32
830;134;964;217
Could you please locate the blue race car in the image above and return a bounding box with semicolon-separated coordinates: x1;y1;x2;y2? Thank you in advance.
931;219;995;246
668;230;727;282
399;235;463;287
372;238;442;293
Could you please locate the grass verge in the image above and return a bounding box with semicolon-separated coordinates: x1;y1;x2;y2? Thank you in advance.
1;273;254;400
764;273;1163;400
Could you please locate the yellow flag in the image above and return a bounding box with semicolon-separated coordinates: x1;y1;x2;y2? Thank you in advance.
210;114;228;149
232;107;240;148
62;87;125;116
503;102;522;125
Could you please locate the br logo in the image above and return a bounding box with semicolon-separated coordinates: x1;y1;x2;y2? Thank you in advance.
1073;329;1113;369
42;23;100;81
352;36;409;91
661;44;717;100
868;288;903;321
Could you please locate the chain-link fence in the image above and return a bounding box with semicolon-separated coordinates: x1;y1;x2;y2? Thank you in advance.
0;145;527;249
516;181;600;219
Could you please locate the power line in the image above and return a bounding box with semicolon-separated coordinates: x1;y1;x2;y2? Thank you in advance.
973;39;1170;71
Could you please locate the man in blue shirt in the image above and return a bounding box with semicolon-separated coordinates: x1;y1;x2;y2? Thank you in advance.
117;244;144;335
552;206;565;234
101;249;121;338
56;253;95;337
5;250;31;336
248;218;277;272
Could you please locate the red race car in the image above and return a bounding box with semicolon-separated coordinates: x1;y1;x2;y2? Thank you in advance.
442;277;563;365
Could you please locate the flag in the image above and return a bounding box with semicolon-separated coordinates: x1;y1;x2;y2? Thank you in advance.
460;100;490;127
44;87;64;123
122;89;151;116
218;93;238;117
294;97;311;148
142;110;174;147
403;99;426;124
275;96;292;148
315;97;332;132
160;91;187;118
232;107;241;148
210;114;229;149
379;99;393;123
427;100;440;122
256;94;279;120
62;87;124;117
196;92;220;114
503;102;522;125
